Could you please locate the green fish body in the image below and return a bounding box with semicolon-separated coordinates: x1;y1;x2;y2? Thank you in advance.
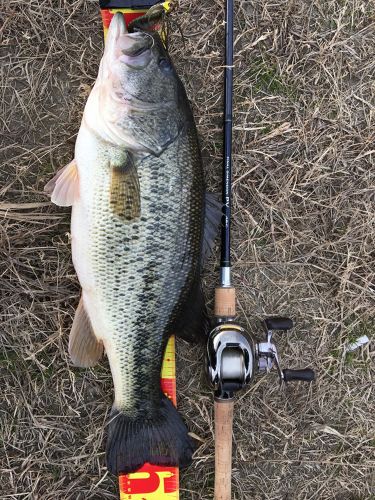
46;13;215;474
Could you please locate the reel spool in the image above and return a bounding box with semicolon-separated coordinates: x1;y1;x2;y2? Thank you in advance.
207;323;254;400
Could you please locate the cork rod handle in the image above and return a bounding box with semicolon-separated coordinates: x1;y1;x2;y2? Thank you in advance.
214;287;236;318
214;399;234;500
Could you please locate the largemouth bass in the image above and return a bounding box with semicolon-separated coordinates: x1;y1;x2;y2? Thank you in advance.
46;13;219;475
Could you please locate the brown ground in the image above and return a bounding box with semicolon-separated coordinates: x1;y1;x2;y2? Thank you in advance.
1;1;374;499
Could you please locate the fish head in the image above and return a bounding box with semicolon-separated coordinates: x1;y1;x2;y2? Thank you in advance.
85;13;189;155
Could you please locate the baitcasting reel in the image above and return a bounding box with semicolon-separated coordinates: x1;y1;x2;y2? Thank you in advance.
207;316;315;400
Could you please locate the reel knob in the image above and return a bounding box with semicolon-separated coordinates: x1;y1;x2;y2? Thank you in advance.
265;317;293;331
283;368;315;382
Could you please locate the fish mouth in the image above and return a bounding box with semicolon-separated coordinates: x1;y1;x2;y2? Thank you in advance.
119;32;153;57
117;32;153;68
109;12;128;39
108;14;153;68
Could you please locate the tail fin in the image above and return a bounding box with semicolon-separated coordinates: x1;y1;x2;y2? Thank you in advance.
106;394;195;475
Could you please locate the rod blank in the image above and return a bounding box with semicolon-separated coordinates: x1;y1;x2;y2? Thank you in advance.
220;0;234;271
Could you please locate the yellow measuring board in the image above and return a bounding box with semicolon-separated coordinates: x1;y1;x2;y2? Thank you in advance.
119;336;178;500
100;5;179;498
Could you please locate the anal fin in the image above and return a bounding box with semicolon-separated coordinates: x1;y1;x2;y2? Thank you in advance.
69;297;103;368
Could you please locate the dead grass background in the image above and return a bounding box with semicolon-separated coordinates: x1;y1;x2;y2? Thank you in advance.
1;0;374;498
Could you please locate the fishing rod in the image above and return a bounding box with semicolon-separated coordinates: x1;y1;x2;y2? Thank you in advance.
206;1;315;499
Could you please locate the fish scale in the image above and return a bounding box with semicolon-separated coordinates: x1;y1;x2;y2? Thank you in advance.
73;126;204;417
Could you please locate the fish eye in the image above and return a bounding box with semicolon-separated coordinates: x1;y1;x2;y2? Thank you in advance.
158;58;172;72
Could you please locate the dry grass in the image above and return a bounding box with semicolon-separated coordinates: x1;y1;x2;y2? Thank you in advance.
1;0;374;499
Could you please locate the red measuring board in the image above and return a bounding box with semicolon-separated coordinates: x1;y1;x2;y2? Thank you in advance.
100;6;179;498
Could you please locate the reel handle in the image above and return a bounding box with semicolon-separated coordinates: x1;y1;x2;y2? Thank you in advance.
283;368;315;382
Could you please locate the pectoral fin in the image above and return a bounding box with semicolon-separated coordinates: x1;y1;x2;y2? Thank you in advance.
44;160;79;207
69;297;103;368
110;154;141;222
